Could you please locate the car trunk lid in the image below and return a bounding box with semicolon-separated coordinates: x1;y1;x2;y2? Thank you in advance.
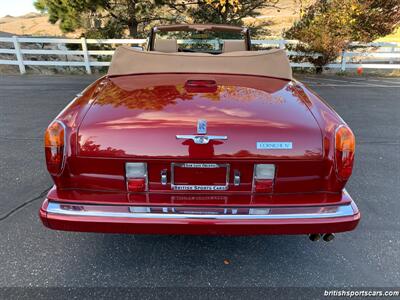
77;74;322;160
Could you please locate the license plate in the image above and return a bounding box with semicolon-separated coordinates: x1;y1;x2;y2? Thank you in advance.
171;163;230;191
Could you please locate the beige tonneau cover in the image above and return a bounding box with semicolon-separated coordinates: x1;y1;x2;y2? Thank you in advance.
107;46;292;80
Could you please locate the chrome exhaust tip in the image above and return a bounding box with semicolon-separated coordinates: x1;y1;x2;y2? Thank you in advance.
308;233;321;242
322;233;335;242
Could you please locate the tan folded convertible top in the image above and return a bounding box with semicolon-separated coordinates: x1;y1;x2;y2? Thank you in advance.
107;46;292;80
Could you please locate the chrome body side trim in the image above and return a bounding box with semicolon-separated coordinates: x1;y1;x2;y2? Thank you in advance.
46;201;357;220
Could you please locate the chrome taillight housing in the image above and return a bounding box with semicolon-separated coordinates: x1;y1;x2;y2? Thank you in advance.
335;125;355;180
253;164;275;193
126;162;148;192
44;120;66;175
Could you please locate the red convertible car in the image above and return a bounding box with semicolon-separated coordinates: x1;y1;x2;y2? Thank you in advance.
40;24;360;241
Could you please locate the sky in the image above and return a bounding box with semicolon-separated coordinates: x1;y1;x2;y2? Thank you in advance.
0;0;36;17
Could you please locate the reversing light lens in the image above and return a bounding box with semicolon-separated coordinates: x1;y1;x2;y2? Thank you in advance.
255;164;275;179
44;121;65;175
335;126;355;180
254;164;275;193
126;163;147;178
126;163;148;192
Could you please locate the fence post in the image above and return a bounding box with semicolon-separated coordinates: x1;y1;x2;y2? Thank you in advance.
340;49;347;71
81;37;92;74
389;46;395;64
12;36;26;74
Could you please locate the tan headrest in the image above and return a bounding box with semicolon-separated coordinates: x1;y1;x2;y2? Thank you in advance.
154;39;178;53
223;40;247;52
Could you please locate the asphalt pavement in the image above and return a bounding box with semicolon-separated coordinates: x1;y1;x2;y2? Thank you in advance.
0;74;399;292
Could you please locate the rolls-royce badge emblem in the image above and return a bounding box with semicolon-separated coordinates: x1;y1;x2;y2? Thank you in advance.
176;119;228;144
194;136;209;144
197;119;207;134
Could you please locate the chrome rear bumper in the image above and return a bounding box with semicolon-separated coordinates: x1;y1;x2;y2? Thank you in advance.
46;201;358;220
40;189;360;235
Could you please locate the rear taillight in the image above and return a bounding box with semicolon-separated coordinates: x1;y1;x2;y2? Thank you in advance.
44;121;65;175
335;125;355;180
126;163;148;192
253;164;275;193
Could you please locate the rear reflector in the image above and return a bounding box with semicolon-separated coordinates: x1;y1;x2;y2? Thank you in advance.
127;178;146;192
254;179;273;193
126;163;148;192
253;164;275;193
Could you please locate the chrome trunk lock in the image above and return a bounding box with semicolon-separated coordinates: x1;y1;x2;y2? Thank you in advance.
161;169;168;185
234;170;240;186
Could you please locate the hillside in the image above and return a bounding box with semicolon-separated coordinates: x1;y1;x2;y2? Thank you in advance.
0;13;78;37
245;0;301;38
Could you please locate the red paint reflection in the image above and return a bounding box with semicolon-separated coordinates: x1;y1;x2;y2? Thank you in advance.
182;139;224;159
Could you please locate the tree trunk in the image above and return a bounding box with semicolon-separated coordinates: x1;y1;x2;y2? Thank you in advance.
127;1;138;37
128;21;139;37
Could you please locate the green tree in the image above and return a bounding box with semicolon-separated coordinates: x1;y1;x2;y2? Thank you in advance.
285;0;400;67
351;0;400;41
162;0;279;25
34;0;174;38
159;0;280;39
35;0;280;38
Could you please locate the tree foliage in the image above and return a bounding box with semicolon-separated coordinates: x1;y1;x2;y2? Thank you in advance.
159;0;280;39
351;0;400;41
35;0;280;38
34;0;172;38
161;0;279;25
285;0;400;67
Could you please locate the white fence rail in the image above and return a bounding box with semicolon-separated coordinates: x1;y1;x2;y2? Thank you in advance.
0;36;399;74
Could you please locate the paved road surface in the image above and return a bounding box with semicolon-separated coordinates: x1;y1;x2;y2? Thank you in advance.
0;75;399;291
